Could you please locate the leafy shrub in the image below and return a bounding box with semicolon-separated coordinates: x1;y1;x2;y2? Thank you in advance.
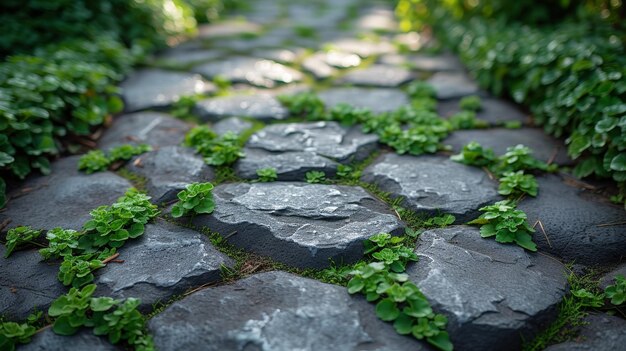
277;93;326;120
171;182;215;218
3;226;42;258
327;104;372;126
256;168;278;182
305;171;326;183
496;145;555;174
78;151;111;174
336;164;361;180
39;228;80;260
406;81;436;99
571;288;605;308
450;141;496;167
468;200;537;251
605;275;626;306
58;250;112;288
184;128;245;166
0;321;36;351
498;171;539;197
459;95;482;112
109;144;152;162
448;111;488;130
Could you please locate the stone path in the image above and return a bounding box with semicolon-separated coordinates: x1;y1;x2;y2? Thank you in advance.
2;0;625;350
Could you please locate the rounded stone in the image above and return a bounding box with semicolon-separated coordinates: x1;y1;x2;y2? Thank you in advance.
427;72;481;100
194;94;289;122
337;64;414;88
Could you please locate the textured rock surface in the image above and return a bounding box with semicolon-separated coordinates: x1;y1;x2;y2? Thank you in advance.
338;64;413;87
407;226;567;351
438;97;531;125
95;220;233;309
212;116;254;136
599;263;626;289
20;329;119;351
192;57;303;88
318;87;409;113
98;112;190;149
362;154;501;222
410;54;463;72
0;157;131;231
329;39;396;57
518;175;626;266
236;149;339;180
195;93;288;122
544;313;626;351
302;51;362;79
0;247;65;320
120;69;214;112
445;128;571;165
149;271;426;351
427;72;480;99
126;146;214;203
188;182;404;268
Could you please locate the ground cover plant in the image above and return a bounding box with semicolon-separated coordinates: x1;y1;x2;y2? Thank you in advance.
468;200;537;251
3;226;42;258
184;127;245;166
171;182;216;217
78;144;151;173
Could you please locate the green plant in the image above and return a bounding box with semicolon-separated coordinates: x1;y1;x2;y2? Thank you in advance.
496;144;555;174
39;228;80;259
327;104;372;126
109;144;152;162
450;141;496;167
0;321;36;351
570;288;605;308
336;164;361;180
406;81;436;100
171;182;215;218
294;25;316;38
171;95;201;121
277;93;326;120
604;275;626;305
468;200;537;251
78;150;111;174
3;226;42;258
423;214;456;227
498;171;539;197
305;171;326;183
448;111;488;130
459;96;482;112
184;125;217;147
185;128;245;166
58;249;114;288
255;168;277;182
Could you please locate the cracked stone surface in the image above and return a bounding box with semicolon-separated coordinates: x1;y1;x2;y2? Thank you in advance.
192;57;303;88
438;97;531;125
236;122;377;180
126;146;214;204
194;93;289;122
338;64;413;87
187;182;404;268
362;154;501;222
427;72;481;99
444;128;571;165
518;175;626;266
544;313;626;351
407;226;567;351
20;329;120;351
120;69;215;112
98;112;191;149
318;87;409;113
212;116;254;136
149;271;426;351
94;219;233;310
0;157;131;232
0;247;65;320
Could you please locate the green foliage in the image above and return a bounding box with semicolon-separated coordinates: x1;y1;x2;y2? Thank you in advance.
171;182;215;218
109;144;152;162
277;93;326;120
185;128;245;166
496;145;555;174
3;226;42;258
39;228;80;260
570;288;604;308
605;274;626;306
448;111;488;130
294;25;316;38
468;200;537;251
348;233;452;351
171;95;202;121
498;171;539;197
0;320;36;351
255;168;278;182
58;250;112;288
327;104;372;126
423;214;456;227
406;81;436;99
336;164;361;181
450;141;496;167
459;95;482;112
305;171;326;184
78;144;152;173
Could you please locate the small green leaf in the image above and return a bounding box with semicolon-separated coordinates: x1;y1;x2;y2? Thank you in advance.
375;298;400;321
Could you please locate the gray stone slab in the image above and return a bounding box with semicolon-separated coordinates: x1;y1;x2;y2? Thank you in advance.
318;87;409;114
544;313;626;351
120;69;215;112
126;146;214;204
338;64;413;87
198;21;262;39
236;149;339;181
427;72;480;100
438;98;531;125
0;157;131;232
329;39;396;57
19;329;119;351
356;7;397;31
95;219;233;310
212;116;254;136
407;226;567;351
194;93;289;122
444;128;571;165
362;154;501;222
192;57;303;88
156;48;224;66
409;54;463;72
253;48;303;64
98;112;191;149
518;175;626;266
0;247;65;320
302;51;362;79
149;271;427;351
186;182;404;269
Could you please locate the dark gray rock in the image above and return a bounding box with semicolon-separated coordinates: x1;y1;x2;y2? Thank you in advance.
518;175;626;266
544;313;626;351
212;117;254;136
338;64;413;88
438;97;531;125
410;54;463;72
98;112;191;149
126;146;214;204
0;157;131;232
149;271;427;351
192;57;303;88
318;87;409;114
188;182;404;268
95;219;233;310
19;329;119;351
236;149;339;181
194;93;289;122
120;69;215;112
407;226;567;351
427;72;480;100
600;263;626;290
362;154;501;222
329;39;396;57
0;248;65;320
444;128;571;165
